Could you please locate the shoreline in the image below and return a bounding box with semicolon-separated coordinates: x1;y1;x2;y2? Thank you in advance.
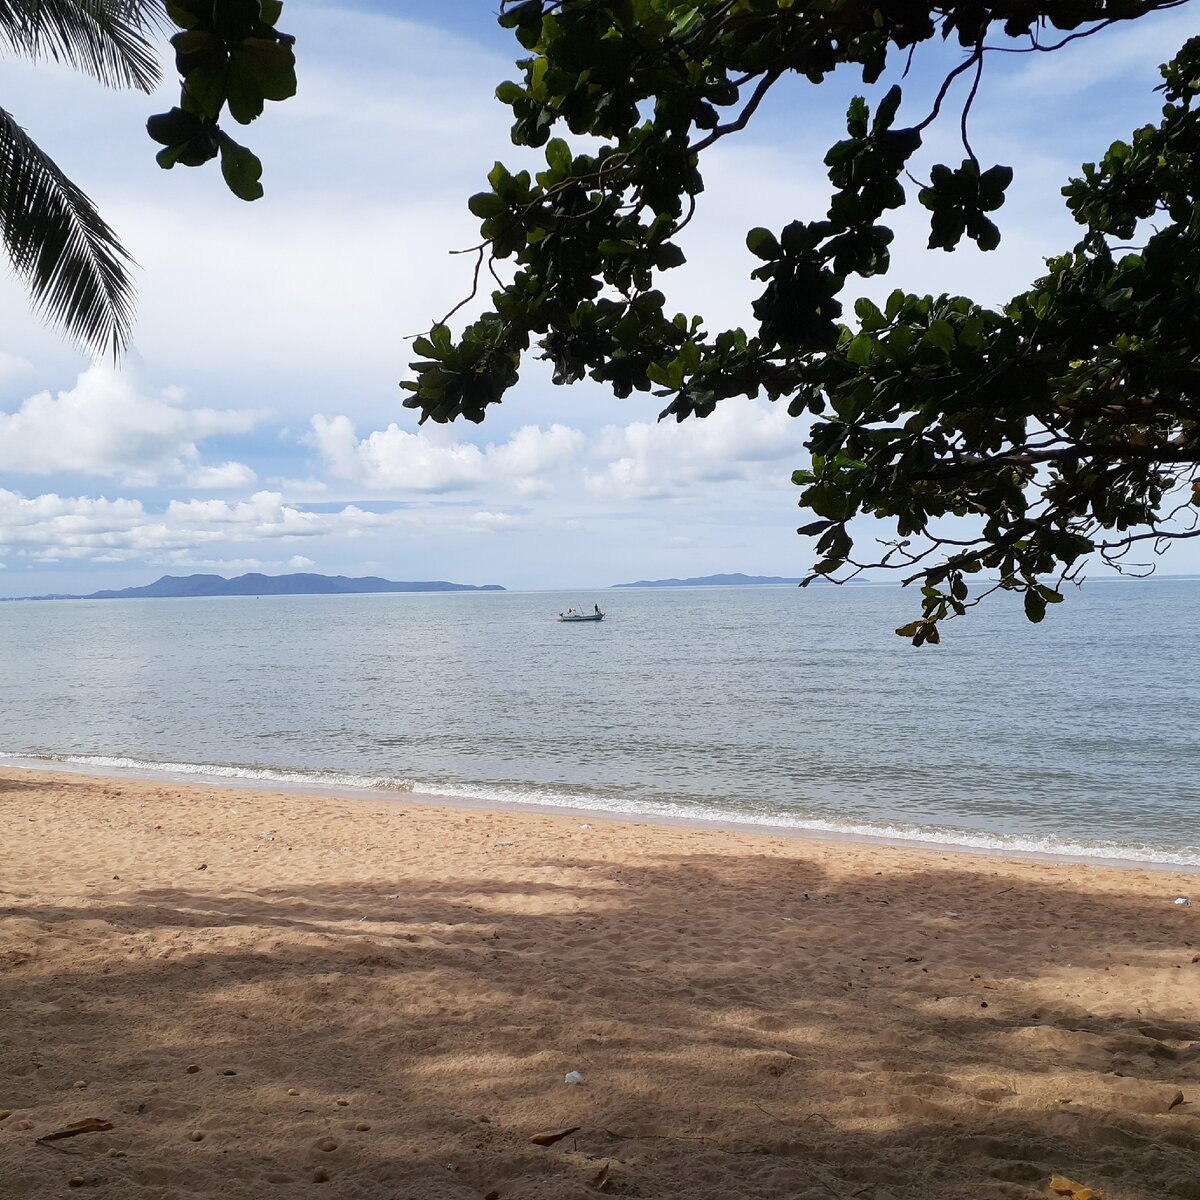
2;754;1198;875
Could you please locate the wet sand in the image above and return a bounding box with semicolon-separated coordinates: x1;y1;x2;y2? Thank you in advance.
1;766;1197;1199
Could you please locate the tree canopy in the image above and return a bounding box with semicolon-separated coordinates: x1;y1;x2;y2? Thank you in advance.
400;0;1200;641
148;0;296;202
0;0;294;357
1;0;162;356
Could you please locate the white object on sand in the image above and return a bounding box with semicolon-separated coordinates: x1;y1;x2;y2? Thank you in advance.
1173;897;1190;906
564;1071;584;1085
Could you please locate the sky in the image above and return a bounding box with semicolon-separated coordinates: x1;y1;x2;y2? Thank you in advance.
0;1;1196;595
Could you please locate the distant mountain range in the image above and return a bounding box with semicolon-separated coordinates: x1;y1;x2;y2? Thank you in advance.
5;572;505;601
611;573;806;588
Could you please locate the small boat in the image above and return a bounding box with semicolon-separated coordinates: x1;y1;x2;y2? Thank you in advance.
559;606;604;622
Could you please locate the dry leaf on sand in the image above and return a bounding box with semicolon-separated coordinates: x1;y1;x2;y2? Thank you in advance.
36;1119;114;1144
529;1126;580;1147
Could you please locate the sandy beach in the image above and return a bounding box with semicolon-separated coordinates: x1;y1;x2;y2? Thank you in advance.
1;767;1197;1200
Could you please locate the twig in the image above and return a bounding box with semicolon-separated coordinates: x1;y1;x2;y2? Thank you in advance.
604;1128;708;1142
753;1102;835;1128
960;45;984;168
691;69;782;153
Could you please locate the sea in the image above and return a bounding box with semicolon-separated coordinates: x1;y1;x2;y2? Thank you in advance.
1;579;1197;866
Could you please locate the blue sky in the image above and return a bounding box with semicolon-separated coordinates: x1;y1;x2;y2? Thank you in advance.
1;2;1195;594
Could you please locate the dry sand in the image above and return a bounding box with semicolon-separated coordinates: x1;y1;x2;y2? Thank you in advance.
1;766;1197;1200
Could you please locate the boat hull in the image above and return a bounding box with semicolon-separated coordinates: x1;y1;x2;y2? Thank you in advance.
559;614;603;622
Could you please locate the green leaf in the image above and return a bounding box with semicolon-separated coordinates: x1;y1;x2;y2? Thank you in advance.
226;61;265;124
146;107;203;147
854;296;885;330
654;242;686;269
672;7;703;37
213;0;262;42
922;319;955;353
845;332;873;365
545;137;572;174
232;38;296;103
979;163;1014;203
179;51;230;120
746;227;780;259
846;95;868;137
166;1;202;29
972;216;1001;251
218;135;264;200
468;191;506;219
797;519;833;536
872;84;902;133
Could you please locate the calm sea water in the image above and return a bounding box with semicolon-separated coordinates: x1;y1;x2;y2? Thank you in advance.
1;580;1196;864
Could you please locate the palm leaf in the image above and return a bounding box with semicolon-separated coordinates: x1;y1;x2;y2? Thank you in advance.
0;104;135;356
0;0;162;92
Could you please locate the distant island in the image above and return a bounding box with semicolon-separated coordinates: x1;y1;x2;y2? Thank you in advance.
611;573;806;588
6;572;505;601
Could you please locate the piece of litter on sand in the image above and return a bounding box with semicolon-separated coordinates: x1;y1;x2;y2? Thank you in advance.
944;911;959;918
1173;897;1190;906
564;1070;585;1085
580;823;593;830
495;841;515;848
1049;1174;1093;1200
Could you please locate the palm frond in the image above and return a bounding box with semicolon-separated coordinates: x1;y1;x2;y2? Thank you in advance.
0;0;162;92
0;104;135;357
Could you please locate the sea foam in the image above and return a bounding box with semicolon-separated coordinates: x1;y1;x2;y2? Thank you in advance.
4;750;1196;869
0;752;415;794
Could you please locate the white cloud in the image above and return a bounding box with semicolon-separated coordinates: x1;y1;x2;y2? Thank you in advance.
188;461;259;489
0;490;158;561
311;415;484;491
0;488;336;563
270;476;329;498
0;482;569;574
311;415;584;494
471;510;521;531
584;397;804;500
150;553;319;573
0;365;262;484
310;401;803;507
165;492;328;539
0;351;34;387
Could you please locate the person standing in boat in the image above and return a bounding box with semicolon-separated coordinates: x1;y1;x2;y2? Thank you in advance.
594;605;600;614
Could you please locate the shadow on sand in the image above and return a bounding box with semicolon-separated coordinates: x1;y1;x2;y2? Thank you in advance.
2;832;1198;1200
